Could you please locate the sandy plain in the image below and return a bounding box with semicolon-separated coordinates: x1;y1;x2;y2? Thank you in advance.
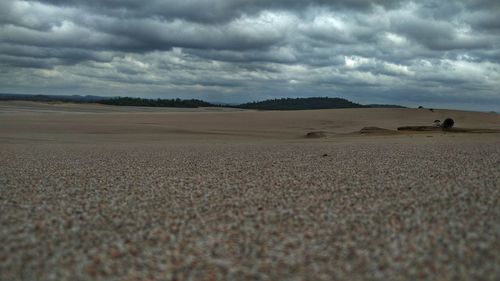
0;101;499;280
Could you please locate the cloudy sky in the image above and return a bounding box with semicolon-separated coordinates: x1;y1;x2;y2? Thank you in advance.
1;0;499;110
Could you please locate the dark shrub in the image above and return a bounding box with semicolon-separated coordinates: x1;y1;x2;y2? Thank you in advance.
442;118;454;130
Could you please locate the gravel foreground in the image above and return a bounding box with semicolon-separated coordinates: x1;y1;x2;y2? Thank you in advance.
1;140;499;281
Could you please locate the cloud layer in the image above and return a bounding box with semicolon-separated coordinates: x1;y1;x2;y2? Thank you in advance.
1;0;499;110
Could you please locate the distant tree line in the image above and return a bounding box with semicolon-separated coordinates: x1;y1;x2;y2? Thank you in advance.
1;93;407;110
97;97;218;108
0;93;107;102
365;104;407;109
237;97;366;110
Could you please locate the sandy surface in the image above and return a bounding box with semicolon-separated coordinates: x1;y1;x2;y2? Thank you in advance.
1;102;499;280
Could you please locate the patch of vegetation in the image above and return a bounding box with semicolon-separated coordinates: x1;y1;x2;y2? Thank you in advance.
442;118;455;130
0;93;108;102
97;97;219;108
1;93;407;110
238;97;366;110
365;104;407;109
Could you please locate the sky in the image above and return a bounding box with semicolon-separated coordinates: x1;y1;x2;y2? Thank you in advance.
1;0;499;110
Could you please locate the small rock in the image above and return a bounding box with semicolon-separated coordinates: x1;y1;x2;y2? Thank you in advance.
305;131;326;138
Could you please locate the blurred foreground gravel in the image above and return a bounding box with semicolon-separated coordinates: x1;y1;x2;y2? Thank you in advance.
1;140;499;280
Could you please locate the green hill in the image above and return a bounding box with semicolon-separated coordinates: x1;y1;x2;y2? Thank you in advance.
238;97;366;110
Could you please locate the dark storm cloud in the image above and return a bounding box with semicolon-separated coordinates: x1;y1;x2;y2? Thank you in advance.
33;0;404;23
0;0;499;110
0;55;56;69
0;43;114;64
390;16;492;50
466;10;500;31
88;17;284;51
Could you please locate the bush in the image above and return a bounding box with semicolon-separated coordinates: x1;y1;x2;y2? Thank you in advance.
442;118;454;130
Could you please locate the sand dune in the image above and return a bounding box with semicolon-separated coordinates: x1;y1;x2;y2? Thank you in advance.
1;102;499;280
0;101;498;143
